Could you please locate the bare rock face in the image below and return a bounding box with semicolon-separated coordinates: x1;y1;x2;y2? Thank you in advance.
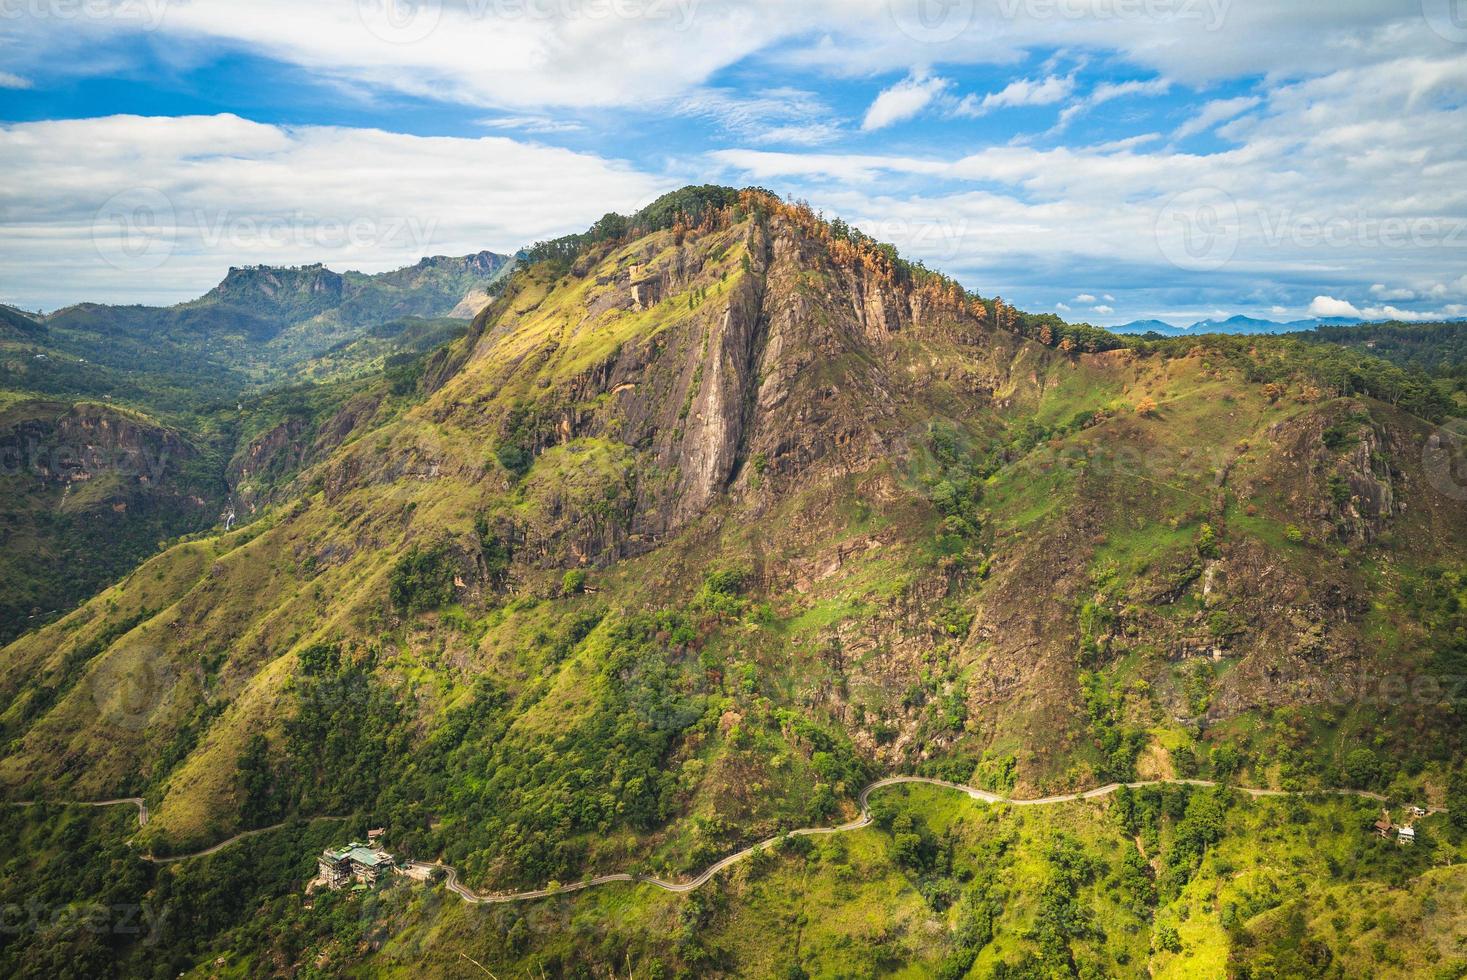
1266;403;1403;545
425;212;993;570
3;401;195;493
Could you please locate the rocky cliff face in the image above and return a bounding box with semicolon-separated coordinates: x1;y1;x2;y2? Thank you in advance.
200;263;347;321
419;207;996;570
2;401;197;494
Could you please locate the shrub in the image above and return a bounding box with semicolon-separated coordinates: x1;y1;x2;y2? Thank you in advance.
494;443;532;478
562;569;587;595
389;543;457;615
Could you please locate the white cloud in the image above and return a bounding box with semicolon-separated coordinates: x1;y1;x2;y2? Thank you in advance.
1270;305;1288;314
6;4;1465;319
1173;96;1262;140
862;72;949;131
712;52;1467;318
6;0;1459;116
680;87;842;145
1054;77;1170;131
1427;274;1467;297
1309;296;1362;317
956;74;1075;117
1092;304;1114;315
1074;293;1096;303
1305;297;1455;321
1102;293;1115;301
0;71;31;89
1369;283;1416;300
478;116;586;134
1055;302;1071;311
0;114;668;309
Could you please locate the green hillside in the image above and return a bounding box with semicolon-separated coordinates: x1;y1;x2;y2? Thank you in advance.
0;253;512;643
2;188;1466;978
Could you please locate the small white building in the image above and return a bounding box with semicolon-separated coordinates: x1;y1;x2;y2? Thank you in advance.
1397;825;1416;846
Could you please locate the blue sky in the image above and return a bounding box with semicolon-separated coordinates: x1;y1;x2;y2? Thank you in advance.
2;0;1465;326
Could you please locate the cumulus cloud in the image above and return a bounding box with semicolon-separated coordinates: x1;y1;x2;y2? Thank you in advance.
862;72;950;131
1092;304;1114;314
1307;296;1460;321
1308;296;1362;317
0;114;668;309
0;71;31;89
1074;293;1097;303
6;2;1464;319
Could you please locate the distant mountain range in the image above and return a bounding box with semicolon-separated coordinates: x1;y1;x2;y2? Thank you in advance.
1111;313;1464;336
3;250;515;394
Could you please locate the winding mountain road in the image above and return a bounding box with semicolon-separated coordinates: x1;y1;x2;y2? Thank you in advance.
139;815;350;863
9;777;1440;902
401;776;1439;906
11;796;149;826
